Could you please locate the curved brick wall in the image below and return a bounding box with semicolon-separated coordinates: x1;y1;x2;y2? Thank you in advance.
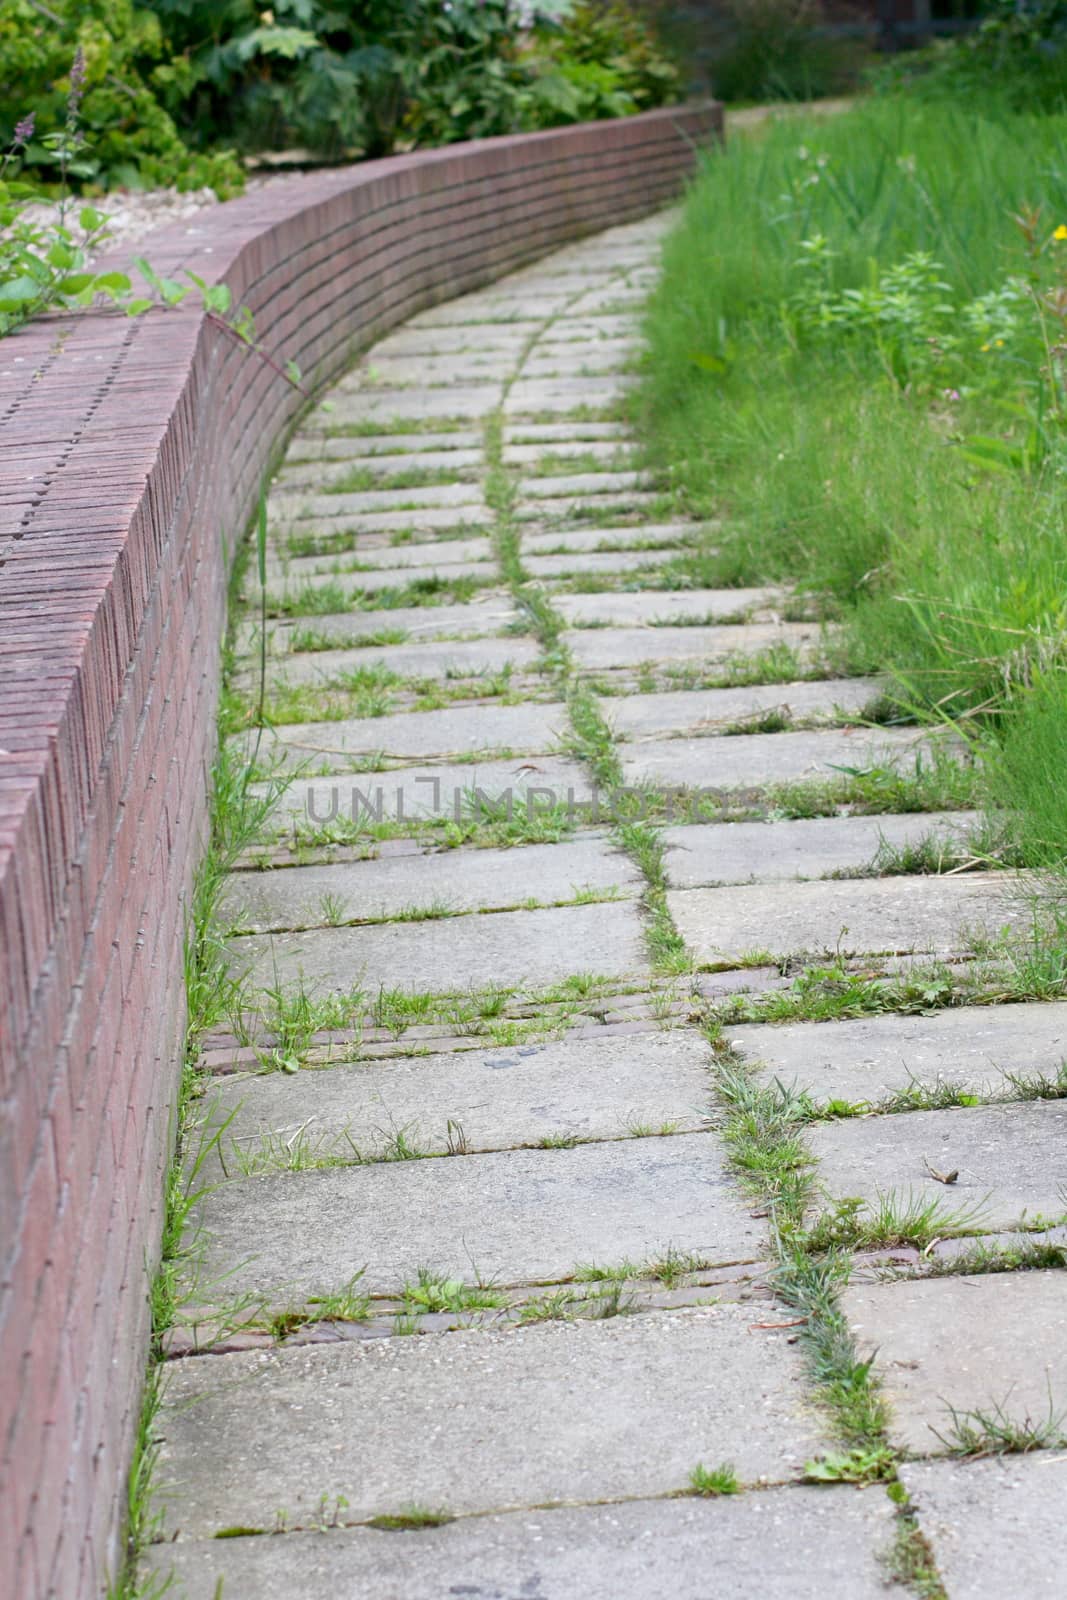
0;103;721;1597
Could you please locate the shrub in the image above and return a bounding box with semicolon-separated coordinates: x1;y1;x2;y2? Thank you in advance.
523;2;681;126
0;0;243;193
871;1;1067;114
706;0;869;104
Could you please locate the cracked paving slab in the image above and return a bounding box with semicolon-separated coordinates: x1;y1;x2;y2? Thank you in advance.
196;1030;716;1170
152;1307;826;1538
564;621;822;670
191;1131;767;1302
661;812;979;888
264;755;590;835
726;1001;1067;1105
236;595;521;656
842;1272;1067;1455
898;1456;1067;1598
603;680;879;739
231;635;542;690
807;1100;1067;1231
619;725;953;790
218;837;642;931
227;899;650;995
668;872;1030;966
234;700;571;769
144;1484;904;1600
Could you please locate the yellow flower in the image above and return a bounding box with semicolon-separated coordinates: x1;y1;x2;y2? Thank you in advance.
1054;224;1067;240
980;343;991;352
995;339;1005;347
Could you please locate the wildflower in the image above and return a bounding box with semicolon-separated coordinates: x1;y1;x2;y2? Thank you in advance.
67;47;86;120
980;343;991;352
995;339;1005;348
943;389;961;402
1054;225;1067;241
12;113;35;148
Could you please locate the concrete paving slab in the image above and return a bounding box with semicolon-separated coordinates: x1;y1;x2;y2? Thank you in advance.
219;837;641;931
374;326;533;357
556;588;780;626
605;680;879;739
525;550;678;579
505;441;634;469
515;491;663;524
524;522;696;554
269;558;496;598
227;899;648;995
521;353;636;381
194;1131;765;1301
153;1306;824;1538
274;448;484;491
338;353;516;387
145;1485;902;1600
268;755;590;831
807;1100;1067;1230
240;597;519;656
304;387;501;425
843;1272;1067;1455
899;1456;1067;1599
727;1002;1067;1105
662;812;980;888
504;420;630;442
415;296;565;325
620;726;944;790
198;1029;713;1166
270;532;494;579
234;636;541;689
532;316;639;343
504;376;630;415
285;430;484;461
566;622;821;669
238;700;569;768
270;482;485;520
669;872;1028;966
520;471;651;499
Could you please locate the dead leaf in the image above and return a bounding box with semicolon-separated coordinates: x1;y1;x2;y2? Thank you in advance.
924;1155;958;1185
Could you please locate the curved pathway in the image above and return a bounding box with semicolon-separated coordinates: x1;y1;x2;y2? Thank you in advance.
146;212;1067;1599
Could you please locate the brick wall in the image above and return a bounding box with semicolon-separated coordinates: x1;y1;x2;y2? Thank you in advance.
0;102;722;1597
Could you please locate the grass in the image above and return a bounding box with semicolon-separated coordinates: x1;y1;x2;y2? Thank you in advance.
368;1505;454;1531
933;1390;1067;1457
802;1191;990;1254
637;95;1067;884
687;1462;741;1496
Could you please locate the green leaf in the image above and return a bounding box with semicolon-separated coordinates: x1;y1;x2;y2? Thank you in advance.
46;241;77;270
134;256;162;290
79;206;106;232
202;284;231;314
57;273;94;294
284;359;302;387
0;275;41;307
125;297;154;316
93;272;131;293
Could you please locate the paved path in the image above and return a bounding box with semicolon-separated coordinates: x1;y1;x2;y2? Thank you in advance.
147;215;1067;1597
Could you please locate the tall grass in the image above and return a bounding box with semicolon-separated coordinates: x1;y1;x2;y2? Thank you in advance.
636;98;1067;869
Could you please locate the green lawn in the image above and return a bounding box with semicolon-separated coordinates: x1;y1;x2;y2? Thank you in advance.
635;96;1067;872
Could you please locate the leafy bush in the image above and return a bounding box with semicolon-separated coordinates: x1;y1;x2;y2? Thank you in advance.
153;1;681;160
0;2;679;191
524;2;680;126
0;0;243;193
872;1;1067;114
706;0;869;104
